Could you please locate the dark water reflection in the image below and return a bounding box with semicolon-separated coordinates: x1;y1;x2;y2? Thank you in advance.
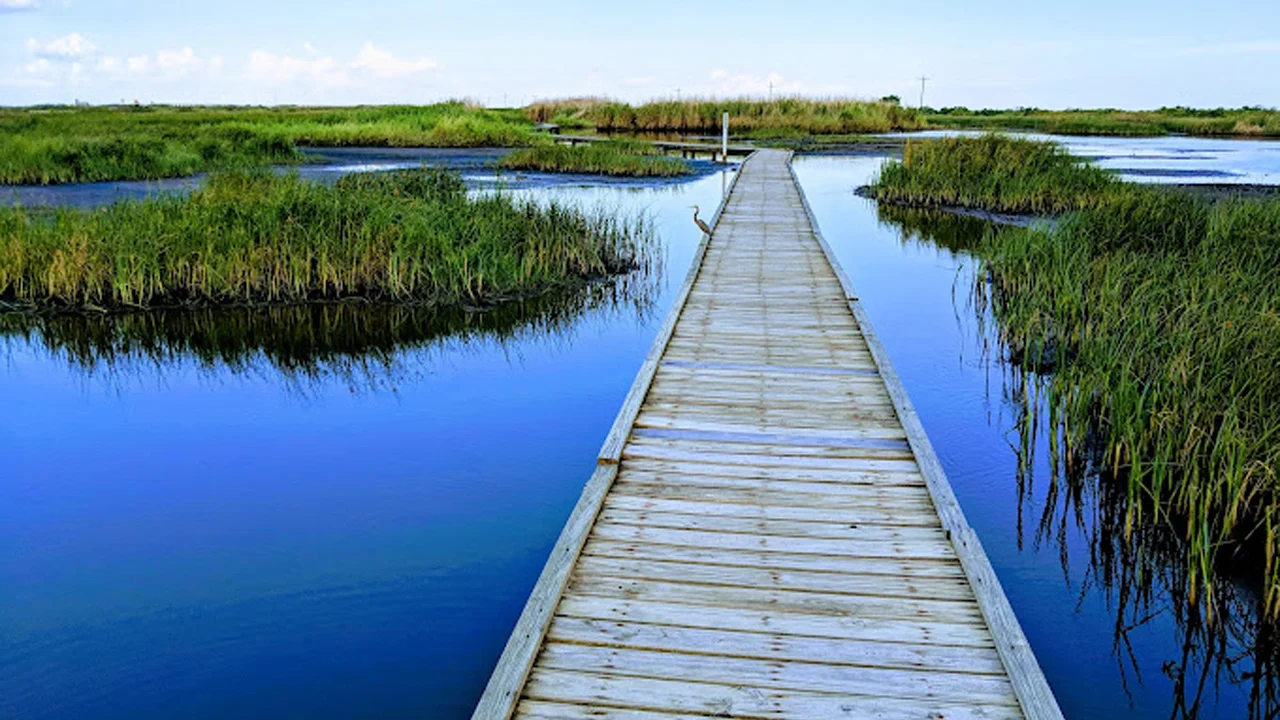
1;276;659;392
867;189;1280;719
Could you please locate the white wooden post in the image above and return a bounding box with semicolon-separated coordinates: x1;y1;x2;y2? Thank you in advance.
721;112;729;164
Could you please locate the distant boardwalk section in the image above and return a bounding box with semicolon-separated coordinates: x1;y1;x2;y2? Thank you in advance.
474;149;1063;719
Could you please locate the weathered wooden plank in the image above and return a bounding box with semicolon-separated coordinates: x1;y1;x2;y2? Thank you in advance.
617;457;926;486
521;670;1023;720
545;616;1007;675
567;577;984;624
616;470;928;499
620;444;920;472
596;508;946;542
555;596;994;648
573;554;971;601
606;483;939;513
535;643;1019;705
600;495;943;528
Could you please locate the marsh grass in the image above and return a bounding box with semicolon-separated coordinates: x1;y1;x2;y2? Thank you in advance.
876;134;1280;618
497;140;691;177
0;103;540;185
872;134;1119;214
527;97;925;134
0;167;655;311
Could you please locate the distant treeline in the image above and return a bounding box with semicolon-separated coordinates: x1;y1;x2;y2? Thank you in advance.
0;102;538;185
526;97;927;134
923;106;1280;137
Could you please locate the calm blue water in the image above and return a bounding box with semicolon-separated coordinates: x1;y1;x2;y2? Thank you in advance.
3;140;1277;718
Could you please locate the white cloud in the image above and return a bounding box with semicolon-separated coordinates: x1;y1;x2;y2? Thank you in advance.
0;0;41;11
27;33;98;60
244;42;437;87
350;42;437;79
707;69;802;96
156;47;202;74
246;49;347;86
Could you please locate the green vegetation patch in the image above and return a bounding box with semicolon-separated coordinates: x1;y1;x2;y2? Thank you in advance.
497;140;691;177
0;168;653;312
924;106;1280;137
526;97;925;135
873;134;1280;616
0;103;540;185
872;134;1119;214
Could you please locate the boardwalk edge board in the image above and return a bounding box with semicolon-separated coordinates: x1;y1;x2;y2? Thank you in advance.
786;153;1064;720
470;157;750;720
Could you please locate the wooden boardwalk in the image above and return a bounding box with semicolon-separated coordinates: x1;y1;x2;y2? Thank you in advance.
474;150;1062;720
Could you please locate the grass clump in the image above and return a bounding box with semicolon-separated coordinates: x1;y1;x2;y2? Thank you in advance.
497;140;691;177
872;134;1119;214
527;97;925;134
925;106;1280;137
0;167;653;311
980;193;1280;618
879;135;1280;618
0;103;541;185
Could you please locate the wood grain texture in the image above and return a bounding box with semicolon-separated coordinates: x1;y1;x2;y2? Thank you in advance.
475;149;1059;720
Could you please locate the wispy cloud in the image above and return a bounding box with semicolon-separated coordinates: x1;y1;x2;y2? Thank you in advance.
244;42;437;87
27;33;98;60
707;69;802;96
0;0;41;12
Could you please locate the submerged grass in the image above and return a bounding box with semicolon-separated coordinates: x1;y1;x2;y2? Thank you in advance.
496;140;691;177
527;96;926;134
0;167;654;311
0;103;540;185
925;106;1280;137
874;134;1280;618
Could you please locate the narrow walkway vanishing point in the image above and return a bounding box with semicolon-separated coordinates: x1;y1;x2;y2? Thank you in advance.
474;150;1063;719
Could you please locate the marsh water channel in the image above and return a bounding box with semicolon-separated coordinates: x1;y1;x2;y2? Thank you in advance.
3;136;1279;718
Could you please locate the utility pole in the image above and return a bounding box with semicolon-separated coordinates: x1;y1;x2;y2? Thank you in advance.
918;76;929;109
768;80;774;102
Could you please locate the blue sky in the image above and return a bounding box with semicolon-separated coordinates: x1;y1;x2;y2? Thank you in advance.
2;0;1278;108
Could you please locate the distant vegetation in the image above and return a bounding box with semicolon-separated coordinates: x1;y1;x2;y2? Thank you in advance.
924;106;1280;137
0;168;653;311
0;103;539;185
526;97;926;134
497;139;691;177
874;134;1280;618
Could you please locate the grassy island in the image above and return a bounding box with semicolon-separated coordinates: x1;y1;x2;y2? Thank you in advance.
0;103;540;185
0;168;654;312
497;140;691;177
